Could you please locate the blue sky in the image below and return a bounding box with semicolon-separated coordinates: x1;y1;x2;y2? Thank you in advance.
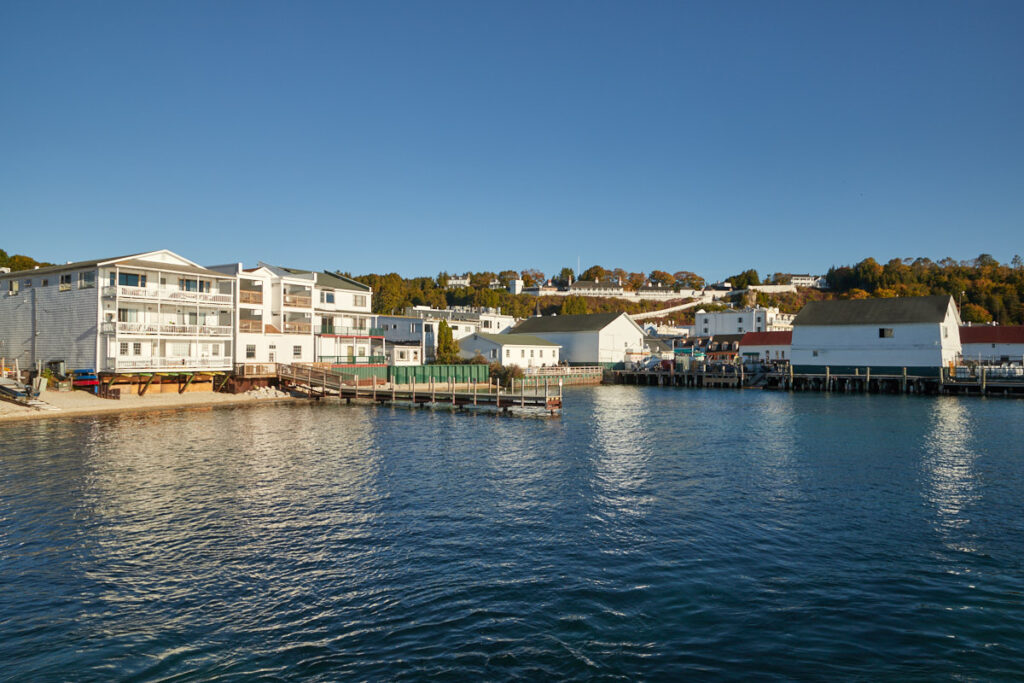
2;1;1022;282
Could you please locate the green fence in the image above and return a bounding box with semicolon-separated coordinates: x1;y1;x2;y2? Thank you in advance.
328;365;389;382
389;364;489;384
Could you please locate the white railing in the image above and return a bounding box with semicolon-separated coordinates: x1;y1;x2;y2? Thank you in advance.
110;322;232;336
524;365;603;376
104;285;233;305
108;357;232;371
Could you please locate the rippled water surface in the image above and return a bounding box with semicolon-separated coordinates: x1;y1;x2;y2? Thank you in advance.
2;388;1024;680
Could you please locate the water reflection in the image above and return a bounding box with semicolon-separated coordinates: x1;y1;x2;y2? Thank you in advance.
590;389;654;532
922;398;979;551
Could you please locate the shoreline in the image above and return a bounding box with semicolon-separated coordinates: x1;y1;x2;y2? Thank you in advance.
0;390;299;424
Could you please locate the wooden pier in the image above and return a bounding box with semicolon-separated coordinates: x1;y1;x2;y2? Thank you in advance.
613;364;1024;398
277;363;563;415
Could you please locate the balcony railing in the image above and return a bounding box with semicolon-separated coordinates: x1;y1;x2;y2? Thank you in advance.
283;321;312;334
239;290;263;305
283;293;312;308
108;357;232;371
317;326;386;337
239;319;263;333
107;322;232;337
319;355;387;365
102;285;233;305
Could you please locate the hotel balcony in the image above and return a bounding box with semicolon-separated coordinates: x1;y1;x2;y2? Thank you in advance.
239;319;264;333
283;320;312;334
102;322;233;337
107;356;233;372
239;289;263;305
102;285;234;306
317;326;386;337
283;292;313;308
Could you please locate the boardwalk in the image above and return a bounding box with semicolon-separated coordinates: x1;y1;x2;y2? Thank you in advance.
277;364;563;415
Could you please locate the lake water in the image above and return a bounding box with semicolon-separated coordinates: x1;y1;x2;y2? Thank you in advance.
2;387;1023;680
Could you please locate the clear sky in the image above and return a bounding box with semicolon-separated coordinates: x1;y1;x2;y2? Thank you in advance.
2;1;1022;282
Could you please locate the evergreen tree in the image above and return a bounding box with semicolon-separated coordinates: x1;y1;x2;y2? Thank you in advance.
434;320;460;364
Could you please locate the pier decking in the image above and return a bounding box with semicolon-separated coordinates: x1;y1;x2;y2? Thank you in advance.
277;364;563;415
613;364;1024;397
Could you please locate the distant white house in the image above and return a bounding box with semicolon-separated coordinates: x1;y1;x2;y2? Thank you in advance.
694;307;788;336
790;274;827;289
376;306;516;362
386;342;422;366
445;273;471;288
791;295;961;376
959;325;1024;364
510;312;646;366
458;332;560;367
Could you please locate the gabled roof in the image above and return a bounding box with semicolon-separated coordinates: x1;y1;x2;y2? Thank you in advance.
463;332;560;347
512;312;633;334
793;295;954;326
276;267;371;292
740;331;792;346
0;250;230;279
959;325;1024;344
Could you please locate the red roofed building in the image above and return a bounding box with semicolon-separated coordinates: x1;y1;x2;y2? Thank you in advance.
959;326;1024;364
739;330;792;363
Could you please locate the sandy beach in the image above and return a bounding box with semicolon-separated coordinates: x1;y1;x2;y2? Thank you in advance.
0;389;296;423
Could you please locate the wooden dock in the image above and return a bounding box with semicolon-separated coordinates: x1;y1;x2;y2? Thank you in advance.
613;364;1024;397
277;364;563;415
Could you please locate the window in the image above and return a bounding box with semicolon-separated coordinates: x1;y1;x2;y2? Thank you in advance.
738;317;743;322
246;344;256;359
399;350;408;360
41;279;49;287
321;291;335;304
943;327;949;339
530;350;534;358
133;342;142;356
59;273;73;291
483;320;492;329
7;280;18;295
812;350;819;357
879;328;894;338
354;295;366;307
23;279;32;289
505;349;510;357
490;349;497;359
293;345;302;359
117;308;138;323
521;349;525;358
212;345;219;356
119;342;129;355
118;273;145;287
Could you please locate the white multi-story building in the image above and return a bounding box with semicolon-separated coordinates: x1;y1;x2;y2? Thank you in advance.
209;263;381;366
0;250;234;374
694;307;788;336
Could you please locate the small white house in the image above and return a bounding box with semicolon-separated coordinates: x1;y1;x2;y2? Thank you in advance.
458;332;560;367
386;342;423;366
510;312;646;366
959;326;1024;364
739;331;792;363
791;295;961;376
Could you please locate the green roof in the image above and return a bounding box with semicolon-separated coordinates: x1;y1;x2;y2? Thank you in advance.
512;312;627;334
278;267;371;292
461;332;560;347
793;295;953;326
